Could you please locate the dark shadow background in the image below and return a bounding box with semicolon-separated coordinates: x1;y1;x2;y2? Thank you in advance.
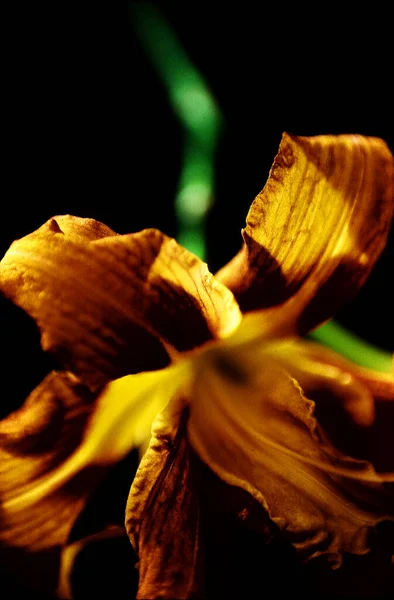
1;3;393;599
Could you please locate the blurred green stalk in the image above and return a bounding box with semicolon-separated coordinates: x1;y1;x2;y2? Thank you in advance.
130;3;392;373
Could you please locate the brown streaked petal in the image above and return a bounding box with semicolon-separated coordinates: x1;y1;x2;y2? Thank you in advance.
125;397;204;600
0;216;241;389
188;338;394;569
277;339;394;402
1;361;188;596
0;370;104;595
216;133;394;334
271;339;394;473
0;371;95;522
5;363;190;513
257;339;376;428
44;213;119;242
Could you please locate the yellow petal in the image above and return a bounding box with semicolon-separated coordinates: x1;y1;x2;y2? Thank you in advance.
216;133;394;335
0;216;241;389
46;214;118;242
188;338;394;568
125;395;204;600
5;363;190;512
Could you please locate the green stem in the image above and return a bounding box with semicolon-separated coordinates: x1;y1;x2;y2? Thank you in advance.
309;321;392;373
131;3;223;260
131;3;392;373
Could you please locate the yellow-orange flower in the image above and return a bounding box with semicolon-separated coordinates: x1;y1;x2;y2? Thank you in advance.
0;133;393;599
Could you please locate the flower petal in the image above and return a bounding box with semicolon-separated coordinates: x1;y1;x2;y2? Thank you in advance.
0;216;241;389
125;396;204;600
187;338;394;568
1;362;189;596
279;338;394;402
46;214;118;242
4;364;190;514
0;371;99;594
271;339;394;472
216;133;394;334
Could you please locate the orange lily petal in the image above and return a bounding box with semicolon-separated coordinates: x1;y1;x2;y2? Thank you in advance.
0;216;241;389
46;214;118;242
271;339;394;473
216;133;394;335
0;357;189;596
278;339;394;402
4;364;190;514
125;396;204;600
188;338;394;569
0;370;101;595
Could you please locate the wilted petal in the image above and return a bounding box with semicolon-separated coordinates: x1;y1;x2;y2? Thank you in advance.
216;133;394;335
271;339;394;473
257;338;393;427
125;396;204;600
4;364;190;513
47;214;118;242
0;216;241;389
188;338;394;568
1;362;188;596
278;338;394;401
0;371;99;593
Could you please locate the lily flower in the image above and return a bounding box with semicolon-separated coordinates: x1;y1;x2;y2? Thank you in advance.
0;133;393;599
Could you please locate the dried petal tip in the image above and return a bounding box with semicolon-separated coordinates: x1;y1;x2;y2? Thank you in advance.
217;133;394;335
